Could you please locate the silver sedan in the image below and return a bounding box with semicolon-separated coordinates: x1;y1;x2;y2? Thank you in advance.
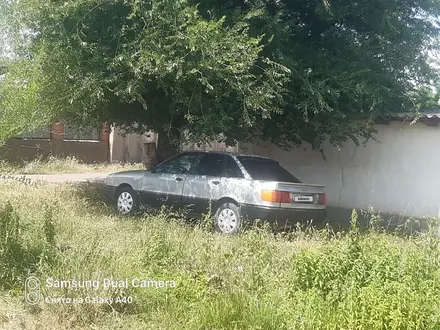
103;151;327;234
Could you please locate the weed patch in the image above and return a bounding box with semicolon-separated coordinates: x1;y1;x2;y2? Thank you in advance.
0;182;440;329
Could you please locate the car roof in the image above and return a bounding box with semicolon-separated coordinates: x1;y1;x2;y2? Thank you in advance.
180;150;273;161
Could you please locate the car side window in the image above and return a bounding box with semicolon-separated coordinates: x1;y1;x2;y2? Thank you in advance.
194;154;225;177
225;156;244;178
155;154;199;174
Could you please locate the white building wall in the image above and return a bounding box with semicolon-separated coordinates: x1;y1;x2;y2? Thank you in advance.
241;121;440;218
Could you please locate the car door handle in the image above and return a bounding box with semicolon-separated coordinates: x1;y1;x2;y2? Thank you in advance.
175;177;183;182
211;180;220;185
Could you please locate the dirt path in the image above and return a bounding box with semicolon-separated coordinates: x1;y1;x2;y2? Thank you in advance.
1;172;111;183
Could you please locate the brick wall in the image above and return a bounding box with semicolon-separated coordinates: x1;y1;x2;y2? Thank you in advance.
0;122;110;164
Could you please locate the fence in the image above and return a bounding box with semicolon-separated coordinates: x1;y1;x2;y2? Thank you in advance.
1;122;109;163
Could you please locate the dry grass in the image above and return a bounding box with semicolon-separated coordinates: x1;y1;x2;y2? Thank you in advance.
0;156;144;174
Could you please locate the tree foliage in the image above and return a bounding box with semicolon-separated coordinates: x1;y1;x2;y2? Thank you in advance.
0;1;52;141
0;0;289;147
1;0;440;149
194;0;440;147
416;87;440;110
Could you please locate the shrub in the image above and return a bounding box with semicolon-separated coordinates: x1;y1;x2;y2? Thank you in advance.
0;202;57;290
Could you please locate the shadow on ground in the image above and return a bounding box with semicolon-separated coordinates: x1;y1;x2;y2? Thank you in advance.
70;182;437;235
325;206;436;235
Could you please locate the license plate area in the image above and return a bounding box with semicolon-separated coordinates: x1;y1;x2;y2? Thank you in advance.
293;195;314;203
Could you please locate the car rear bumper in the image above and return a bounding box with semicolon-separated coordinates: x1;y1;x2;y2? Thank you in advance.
241;204;327;227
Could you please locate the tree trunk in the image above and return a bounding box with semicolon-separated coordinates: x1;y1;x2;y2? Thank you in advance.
141;142;157;169
155;131;180;164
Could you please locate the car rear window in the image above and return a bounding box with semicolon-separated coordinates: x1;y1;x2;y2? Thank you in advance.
237;156;302;183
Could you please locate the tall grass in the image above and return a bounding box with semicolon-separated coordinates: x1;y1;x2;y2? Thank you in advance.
0;181;439;329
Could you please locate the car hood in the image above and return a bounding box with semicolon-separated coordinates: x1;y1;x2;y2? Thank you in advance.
110;170;148;175
107;170;149;179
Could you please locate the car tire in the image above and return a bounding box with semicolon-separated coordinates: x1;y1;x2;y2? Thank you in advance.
214;202;242;234
115;186;139;215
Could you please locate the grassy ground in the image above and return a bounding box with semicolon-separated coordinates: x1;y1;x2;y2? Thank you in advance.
0;156;144;174
0;179;440;329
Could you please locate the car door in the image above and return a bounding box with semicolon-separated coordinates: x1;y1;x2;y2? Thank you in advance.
222;154;248;202
181;153;226;216
140;153;201;209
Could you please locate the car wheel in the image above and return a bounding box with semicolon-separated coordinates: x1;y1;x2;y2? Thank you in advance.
214;202;242;234
115;187;139;215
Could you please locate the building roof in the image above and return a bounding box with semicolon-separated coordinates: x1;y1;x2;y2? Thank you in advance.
376;110;440;126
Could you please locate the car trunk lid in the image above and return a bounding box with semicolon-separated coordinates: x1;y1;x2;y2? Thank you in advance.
277;182;325;205
260;182;326;207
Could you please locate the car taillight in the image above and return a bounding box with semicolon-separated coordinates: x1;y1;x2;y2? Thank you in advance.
318;193;326;205
261;190;291;203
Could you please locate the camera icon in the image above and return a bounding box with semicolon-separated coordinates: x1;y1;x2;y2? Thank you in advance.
25;276;41;305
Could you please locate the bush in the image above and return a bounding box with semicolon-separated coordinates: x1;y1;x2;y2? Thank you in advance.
0;202;57;290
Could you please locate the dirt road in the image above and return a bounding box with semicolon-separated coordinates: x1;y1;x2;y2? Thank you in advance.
0;172;110;183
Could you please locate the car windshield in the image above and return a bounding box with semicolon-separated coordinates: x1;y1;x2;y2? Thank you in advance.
237;156;302;183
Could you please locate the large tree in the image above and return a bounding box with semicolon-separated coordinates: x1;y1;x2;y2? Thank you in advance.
193;0;440;147
1;0;440;154
0;0;289;158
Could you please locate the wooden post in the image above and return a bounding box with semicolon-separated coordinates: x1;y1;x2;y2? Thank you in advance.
99;123;111;162
50;122;64;141
99;123;110;143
